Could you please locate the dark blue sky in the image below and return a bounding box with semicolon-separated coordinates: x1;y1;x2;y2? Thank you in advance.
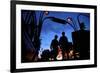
35;11;90;50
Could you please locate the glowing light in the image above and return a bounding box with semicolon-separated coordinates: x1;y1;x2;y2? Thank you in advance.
44;11;49;15
56;46;63;60
68;49;74;59
67;17;72;23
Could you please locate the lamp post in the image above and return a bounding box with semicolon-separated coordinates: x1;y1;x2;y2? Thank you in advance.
37;11;49;38
42;16;77;31
33;11;49;59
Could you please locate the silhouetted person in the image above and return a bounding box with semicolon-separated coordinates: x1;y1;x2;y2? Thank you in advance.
59;32;69;60
50;35;59;60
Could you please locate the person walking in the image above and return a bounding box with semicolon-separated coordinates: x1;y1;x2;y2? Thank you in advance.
59;32;69;60
50;35;59;60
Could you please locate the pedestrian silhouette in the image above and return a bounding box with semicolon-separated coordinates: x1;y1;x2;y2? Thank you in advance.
59;32;69;60
50;35;59;60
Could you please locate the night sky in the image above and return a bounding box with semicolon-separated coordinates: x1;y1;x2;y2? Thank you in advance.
35;10;90;51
